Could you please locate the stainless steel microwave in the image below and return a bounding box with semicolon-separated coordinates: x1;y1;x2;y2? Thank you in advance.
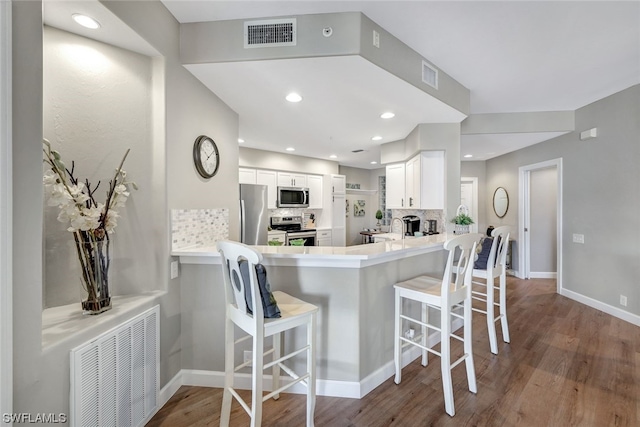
277;187;309;208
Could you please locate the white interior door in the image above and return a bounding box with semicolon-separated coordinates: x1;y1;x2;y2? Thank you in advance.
460;177;478;233
519;159;563;293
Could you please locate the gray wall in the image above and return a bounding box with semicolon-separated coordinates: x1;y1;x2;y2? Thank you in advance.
240;147;338;176
43;26;157;307
486;84;640;315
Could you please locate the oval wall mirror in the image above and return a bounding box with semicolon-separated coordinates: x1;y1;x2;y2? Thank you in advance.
493;187;509;218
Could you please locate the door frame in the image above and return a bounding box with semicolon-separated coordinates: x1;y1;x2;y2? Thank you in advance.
460;177;478;234
518;158;563;293
0;0;12;417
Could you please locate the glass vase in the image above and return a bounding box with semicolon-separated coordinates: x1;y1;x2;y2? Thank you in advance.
74;232;112;315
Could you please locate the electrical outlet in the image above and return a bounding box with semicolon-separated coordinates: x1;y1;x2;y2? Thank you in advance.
373;30;380;48
170;261;179;279
244;351;253;364
620;295;628;307
572;233;585;244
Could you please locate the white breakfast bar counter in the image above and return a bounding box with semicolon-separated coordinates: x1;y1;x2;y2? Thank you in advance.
173;234;450;398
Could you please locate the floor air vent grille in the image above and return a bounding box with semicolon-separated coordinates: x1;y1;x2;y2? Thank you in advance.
244;18;297;48
70;305;159;427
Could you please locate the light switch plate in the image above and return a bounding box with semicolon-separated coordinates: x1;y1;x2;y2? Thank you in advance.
572;233;585;244
171;261;179;279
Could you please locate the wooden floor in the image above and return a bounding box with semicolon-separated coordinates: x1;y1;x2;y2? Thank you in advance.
147;277;640;426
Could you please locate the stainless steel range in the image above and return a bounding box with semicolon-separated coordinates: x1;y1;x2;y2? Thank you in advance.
270;216;317;246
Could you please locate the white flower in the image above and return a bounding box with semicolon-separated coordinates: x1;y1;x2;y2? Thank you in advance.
43;141;134;235
47;183;73;207
104;209;120;234
110;184;130;208
43;170;59;186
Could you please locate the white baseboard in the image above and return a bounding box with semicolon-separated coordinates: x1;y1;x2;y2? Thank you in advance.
561;288;640;327
157;319;463;407
530;272;557;279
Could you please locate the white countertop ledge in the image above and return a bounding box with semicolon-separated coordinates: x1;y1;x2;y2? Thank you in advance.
172;233;450;268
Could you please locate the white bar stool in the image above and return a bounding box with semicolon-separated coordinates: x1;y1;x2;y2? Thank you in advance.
393;233;482;417
470;226;511;354
217;241;318;427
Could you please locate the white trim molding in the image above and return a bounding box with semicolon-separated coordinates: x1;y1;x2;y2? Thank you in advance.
518;158;563;294
529;272;557;279
156;320;462;412
0;0;12;419
561;288;640;327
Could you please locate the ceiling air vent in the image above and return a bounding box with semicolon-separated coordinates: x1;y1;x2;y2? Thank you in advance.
244;18;297;48
422;60;439;89
352;149;365;153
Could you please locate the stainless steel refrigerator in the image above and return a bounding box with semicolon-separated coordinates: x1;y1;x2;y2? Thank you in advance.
239;184;268;245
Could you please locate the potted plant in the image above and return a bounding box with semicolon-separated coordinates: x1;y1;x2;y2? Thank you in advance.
375;210;383;230
451;205;474;234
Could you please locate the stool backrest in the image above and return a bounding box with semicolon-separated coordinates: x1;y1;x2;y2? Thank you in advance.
489;226;510;273
217;240;264;320
443;233;482;299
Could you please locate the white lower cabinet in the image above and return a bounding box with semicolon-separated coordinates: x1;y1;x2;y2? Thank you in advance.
317;229;332;246
267;230;286;244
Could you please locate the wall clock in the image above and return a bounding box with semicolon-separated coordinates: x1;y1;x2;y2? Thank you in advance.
193;135;219;179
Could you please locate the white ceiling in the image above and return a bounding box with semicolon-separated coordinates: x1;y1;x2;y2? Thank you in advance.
186;56;466;167
44;1;640;168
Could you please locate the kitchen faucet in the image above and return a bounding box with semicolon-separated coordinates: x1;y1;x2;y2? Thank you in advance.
391;217;406;239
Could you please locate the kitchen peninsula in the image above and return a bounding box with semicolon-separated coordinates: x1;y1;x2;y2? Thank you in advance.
173;234;449;398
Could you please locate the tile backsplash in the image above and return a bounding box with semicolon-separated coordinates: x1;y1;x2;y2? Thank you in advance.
171;208;229;250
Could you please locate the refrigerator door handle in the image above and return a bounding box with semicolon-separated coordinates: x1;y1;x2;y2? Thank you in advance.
240;199;246;243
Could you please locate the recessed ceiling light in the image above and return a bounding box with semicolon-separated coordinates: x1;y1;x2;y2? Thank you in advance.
238;138;244;143
286;147;295;152
370;161;378;165
380;112;395;119
371;136;382;141
285;92;302;103
464;154;473;158
329;155;337;159
72;14;101;29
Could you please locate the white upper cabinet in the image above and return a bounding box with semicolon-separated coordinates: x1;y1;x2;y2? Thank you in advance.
277;172;307;187
240;168;323;209
256;170;277;209
330;174;346;194
306;174;323;209
239;167;257;184
385;163;406;208
405;151;445;210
